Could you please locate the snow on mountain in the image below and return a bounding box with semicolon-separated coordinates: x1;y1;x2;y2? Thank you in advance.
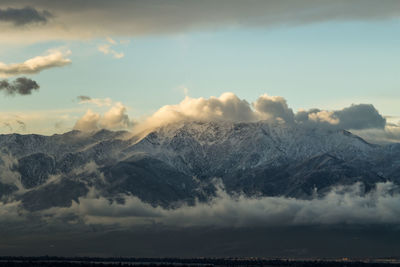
0;120;398;210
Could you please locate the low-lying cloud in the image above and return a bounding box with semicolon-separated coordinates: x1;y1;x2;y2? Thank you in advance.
0;77;39;96
0;6;52;26
3;181;400;227
0;49;71;78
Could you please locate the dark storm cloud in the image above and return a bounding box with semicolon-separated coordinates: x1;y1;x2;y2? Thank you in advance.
0;77;40;96
0;6;52;26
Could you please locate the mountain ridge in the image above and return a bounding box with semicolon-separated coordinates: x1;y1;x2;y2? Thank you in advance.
0;120;398;211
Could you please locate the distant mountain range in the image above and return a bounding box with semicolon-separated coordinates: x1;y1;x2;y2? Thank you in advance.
1;120;400;211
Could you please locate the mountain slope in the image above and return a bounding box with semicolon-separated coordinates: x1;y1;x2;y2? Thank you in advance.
0;121;397;210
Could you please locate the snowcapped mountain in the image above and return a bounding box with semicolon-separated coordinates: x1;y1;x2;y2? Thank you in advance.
0;121;398;210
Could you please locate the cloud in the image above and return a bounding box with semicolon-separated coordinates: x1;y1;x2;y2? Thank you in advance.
0;6;52;26
2;122;12;132
0;49;71;78
134;93;390;138
74;102;134;132
98;37;124;59
0;107;84;135
0;91;397;142
77;96;112;107
0;153;23;190
351;123;400;144
0;77;39;96
16;120;26;131
1;0;400;44
34;181;400;227
137;93;257;132
253;94;294;123
307;110;340;125
296;104;386;130
334;104;386;130
77;95;91;101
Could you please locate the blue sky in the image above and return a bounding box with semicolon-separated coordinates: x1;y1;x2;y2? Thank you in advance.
0;1;400;135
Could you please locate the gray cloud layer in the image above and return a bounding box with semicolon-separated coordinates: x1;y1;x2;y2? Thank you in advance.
1;0;400;42
0;6;52;26
0;77;39;96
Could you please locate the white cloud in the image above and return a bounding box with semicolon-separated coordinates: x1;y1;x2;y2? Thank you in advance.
74;102;134;132
253;94;294;123
136;93;257;132
308;110;339;125
0;49;71;77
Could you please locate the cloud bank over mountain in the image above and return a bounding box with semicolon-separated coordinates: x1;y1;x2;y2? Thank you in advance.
135;92;387;132
125;92;394;143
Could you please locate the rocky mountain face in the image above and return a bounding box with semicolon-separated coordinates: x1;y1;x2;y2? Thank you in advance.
0;121;399;211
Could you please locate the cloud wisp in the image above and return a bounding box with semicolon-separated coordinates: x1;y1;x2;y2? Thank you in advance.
0;49;71;78
0;6;52;26
77;96;112;107
0;77;40;96
98;37;124;59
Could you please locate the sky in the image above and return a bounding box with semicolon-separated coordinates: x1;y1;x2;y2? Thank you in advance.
3;1;400;257
0;0;400;141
